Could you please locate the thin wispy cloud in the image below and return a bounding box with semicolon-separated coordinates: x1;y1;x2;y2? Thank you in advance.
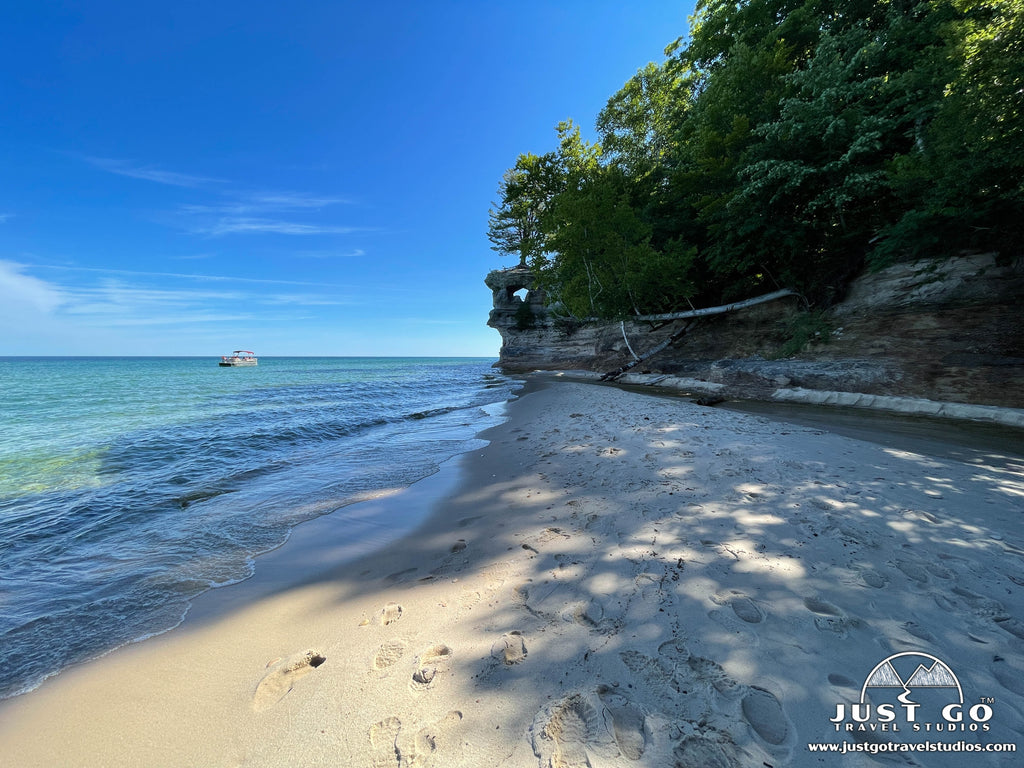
190;217;362;237
401;317;467;325
1;265;353;339
0;260;66;314
180;194;350;218
244;192;352;209
84;156;225;188
0;213;12;223
63;282;241;314
69;281;351;313
291;248;367;259
71;311;256;327
76;156;358;238
177;192;359;237
32;263;361;290
261;293;352;306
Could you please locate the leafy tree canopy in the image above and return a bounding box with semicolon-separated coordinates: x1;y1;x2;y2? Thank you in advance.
488;0;1022;318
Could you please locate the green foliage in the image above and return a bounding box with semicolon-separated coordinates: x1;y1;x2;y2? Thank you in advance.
772;309;834;358
877;0;1024;262
597;61;692;178
489;0;1020;320
487;152;562;267
513;300;537;331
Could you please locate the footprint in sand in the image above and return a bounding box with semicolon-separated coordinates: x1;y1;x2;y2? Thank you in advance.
729;596;764;624
369;717;402;768
384;568;417;586
860;569;887;589
411;643;453;689
902;620;936;643
710;590;764;624
432;539;472;576
804;596;841;616
827;673;858;690
994;616;1024;641
561;598;606;628
531;694;611;768
672;731;742;768
687;655;741;697
522;526;572;554
953;586;1006;618
926;562;954;580
380;602;404;626
597;686;647;760
411;710;464;765
741;687;789;746
370;711;464;768
419;643;453;665
933;593;958;613
252;649;326;712
411;667;436;686
803;596;855;636
372;639;408;671
620;650;683;702
893;559;929;584
909;508;940;524
992;655;1024;696
491;631;528;665
617;637;696;706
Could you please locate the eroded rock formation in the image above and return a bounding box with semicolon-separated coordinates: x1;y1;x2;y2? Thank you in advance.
486;254;1024;410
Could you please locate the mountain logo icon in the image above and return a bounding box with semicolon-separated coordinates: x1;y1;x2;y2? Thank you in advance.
861;652;963;704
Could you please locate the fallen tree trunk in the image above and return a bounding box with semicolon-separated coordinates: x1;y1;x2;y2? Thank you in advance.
601;288;799;381
630;288;798;322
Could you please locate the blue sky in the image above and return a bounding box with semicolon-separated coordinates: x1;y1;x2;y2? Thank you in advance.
1;1;694;356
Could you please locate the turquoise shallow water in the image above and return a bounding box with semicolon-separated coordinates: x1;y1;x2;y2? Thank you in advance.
0;357;519;698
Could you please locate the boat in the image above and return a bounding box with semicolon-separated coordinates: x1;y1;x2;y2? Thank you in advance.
219;350;258;367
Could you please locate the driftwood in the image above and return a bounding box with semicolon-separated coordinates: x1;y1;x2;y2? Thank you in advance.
620;321;640;361
601;321;695;380
630;288;797;322
601;288;799;381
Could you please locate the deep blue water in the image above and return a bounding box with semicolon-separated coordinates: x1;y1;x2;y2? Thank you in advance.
0;357;519;698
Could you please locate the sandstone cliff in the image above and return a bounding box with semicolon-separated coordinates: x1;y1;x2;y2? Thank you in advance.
486;254;1024;414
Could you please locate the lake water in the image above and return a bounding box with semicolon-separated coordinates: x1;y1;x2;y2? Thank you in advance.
0;356;520;699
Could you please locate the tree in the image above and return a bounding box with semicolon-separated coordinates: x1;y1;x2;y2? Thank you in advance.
488;0;1021;321
540;163;698;319
724;2;956;295
486;152;561;267
880;0;1024;261
679;36;800;299
597;61;691;179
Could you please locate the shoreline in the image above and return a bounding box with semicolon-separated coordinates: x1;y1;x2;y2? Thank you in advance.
1;377;1021;766
0;356;519;703
582;368;1024;429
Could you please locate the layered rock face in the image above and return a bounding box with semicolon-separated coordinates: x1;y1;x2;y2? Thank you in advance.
485;254;1024;409
486;266;802;371
485;266;798;371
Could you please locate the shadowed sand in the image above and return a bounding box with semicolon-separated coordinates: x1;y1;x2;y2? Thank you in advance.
0;378;1022;766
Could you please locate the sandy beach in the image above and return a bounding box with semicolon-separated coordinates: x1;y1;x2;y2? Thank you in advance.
1;378;1022;767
